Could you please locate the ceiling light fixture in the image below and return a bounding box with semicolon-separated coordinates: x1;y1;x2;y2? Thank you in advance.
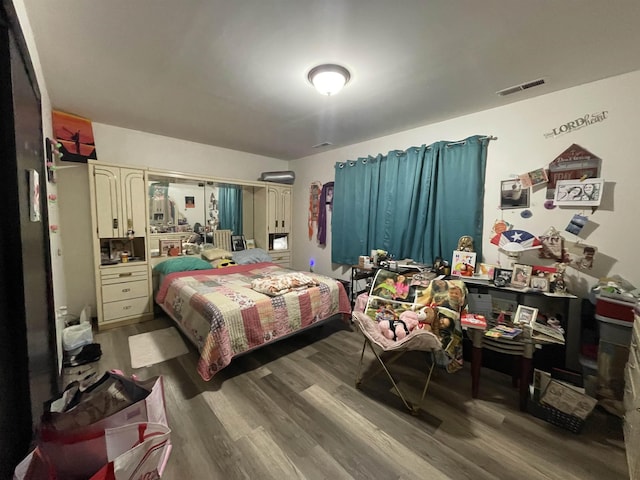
308;64;351;96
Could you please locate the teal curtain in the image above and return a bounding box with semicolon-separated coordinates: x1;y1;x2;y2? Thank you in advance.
332;135;489;265
218;185;243;235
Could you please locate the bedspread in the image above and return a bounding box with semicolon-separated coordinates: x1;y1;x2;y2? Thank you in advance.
156;262;351;381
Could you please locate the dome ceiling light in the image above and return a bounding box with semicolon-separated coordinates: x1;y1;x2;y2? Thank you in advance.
307;64;351;96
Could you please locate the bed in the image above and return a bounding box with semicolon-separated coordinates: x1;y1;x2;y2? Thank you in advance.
155;261;351;380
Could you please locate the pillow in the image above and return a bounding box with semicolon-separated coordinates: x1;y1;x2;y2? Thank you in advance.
232;248;273;265
201;247;232;261
153;257;213;275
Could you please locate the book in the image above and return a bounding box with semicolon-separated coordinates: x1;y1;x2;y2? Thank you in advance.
531;320;565;344
461;313;487;330
484;324;523;339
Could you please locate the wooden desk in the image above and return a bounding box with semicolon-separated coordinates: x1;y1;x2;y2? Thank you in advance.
467;328;535;411
462;278;581;371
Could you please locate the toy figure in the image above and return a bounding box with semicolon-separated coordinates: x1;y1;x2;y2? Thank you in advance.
378;310;421;341
457;235;475;252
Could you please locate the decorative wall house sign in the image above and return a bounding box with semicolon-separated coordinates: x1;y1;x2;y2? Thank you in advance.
546;144;601;200
544;111;608;139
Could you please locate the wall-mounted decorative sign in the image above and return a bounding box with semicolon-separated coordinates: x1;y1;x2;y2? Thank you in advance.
544;111;608;139
546;144;601;200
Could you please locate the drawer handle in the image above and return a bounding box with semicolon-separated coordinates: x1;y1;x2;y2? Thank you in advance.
122;288;131;293
123;305;132;310
119;273;133;277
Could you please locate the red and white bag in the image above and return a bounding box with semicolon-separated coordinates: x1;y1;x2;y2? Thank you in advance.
90;422;172;480
37;373;168;480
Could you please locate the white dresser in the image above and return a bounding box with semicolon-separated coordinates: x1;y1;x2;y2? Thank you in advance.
624;303;640;479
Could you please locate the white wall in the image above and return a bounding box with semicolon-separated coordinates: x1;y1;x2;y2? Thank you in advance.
290;70;640;299
57;125;289;317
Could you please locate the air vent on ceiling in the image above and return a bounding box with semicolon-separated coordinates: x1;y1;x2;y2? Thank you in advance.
496;78;546;96
312;141;333;148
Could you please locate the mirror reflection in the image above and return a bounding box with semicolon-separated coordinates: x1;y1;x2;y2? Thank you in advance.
148;176;249;245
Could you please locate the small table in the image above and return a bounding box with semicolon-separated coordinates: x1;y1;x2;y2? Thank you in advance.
466;328;538;411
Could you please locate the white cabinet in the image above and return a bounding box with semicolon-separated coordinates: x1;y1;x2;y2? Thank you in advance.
89;162;152;329
266;185;291;234
254;184;293;268
624;305;640;479
92;164;146;238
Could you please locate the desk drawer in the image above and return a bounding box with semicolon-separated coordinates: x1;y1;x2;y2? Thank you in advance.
103;296;150;322
102;279;149;303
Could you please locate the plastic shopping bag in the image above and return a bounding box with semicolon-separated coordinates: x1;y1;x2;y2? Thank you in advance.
12;447;56;480
90;423;172;480
38;372;168;480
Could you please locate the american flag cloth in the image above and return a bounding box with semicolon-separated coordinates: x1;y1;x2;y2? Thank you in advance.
490;229;542;252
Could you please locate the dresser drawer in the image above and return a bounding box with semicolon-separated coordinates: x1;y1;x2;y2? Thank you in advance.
270;251;291;267
101;264;148;284
102;279;149;303
102;296;150;322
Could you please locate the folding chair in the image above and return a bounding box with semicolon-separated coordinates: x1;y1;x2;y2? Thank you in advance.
352;311;442;415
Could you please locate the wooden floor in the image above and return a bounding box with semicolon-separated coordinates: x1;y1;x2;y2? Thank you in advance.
65;315;629;480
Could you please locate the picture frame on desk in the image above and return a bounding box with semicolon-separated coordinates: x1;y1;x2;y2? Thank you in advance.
231;235;246;252
511;264;533;288
514;305;538;326
493;267;513;287
530;276;549;292
159;238;182;256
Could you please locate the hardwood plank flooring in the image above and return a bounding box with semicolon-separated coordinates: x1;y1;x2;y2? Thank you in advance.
63;316;629;479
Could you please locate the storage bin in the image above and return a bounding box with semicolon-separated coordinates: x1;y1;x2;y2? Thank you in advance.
596;314;633;346
595;295;635;322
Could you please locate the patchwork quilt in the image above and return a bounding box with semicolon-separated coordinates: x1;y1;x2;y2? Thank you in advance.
155;262;351;381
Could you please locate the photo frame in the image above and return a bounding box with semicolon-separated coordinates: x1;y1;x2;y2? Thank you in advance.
530;276;549;292
159;238;182;256
553;178;604;207
514;305;539;326
500;179;530;209
246;238;256;249
511;264;533;288
493;268;513;286
231;235;247;252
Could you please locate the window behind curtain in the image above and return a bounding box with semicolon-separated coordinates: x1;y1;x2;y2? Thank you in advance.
331;135;489;265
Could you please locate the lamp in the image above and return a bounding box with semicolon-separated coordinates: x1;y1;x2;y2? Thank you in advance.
308;64;351;96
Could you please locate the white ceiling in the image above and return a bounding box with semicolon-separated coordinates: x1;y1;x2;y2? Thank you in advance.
21;0;640;160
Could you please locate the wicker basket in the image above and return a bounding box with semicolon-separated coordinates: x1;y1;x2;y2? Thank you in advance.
528;399;586;433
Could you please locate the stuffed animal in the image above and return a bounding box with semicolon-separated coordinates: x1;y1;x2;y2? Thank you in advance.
378;310;421;341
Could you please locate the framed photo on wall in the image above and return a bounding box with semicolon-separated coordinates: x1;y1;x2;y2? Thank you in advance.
231;235;246;252
553;178;604;207
500;179;530;209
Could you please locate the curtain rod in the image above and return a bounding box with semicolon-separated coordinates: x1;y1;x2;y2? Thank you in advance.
445;135;497;147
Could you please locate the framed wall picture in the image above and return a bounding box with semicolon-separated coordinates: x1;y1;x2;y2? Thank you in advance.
246;238;256;249
500;179;530;209
511;264;533;288
514;305;539;326
231;235;246;252
553;178;604;207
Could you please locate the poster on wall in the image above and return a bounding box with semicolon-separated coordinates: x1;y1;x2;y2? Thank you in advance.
52;110;98;163
546;144;601;200
29;169;41;222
